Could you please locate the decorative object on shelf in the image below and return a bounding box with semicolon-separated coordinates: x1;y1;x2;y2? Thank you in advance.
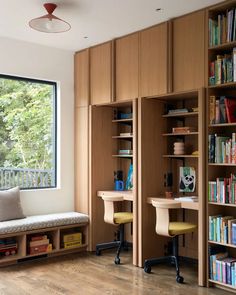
125;164;133;190
165;191;173;199
29;3;71;33
114;170;124;191
174;142;185;155
179;167;196;193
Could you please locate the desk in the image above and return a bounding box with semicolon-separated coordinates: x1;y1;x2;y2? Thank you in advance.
147;197;198;211
97;190;133;202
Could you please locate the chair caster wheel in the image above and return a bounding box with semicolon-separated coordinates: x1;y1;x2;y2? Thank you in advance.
114;257;120;265
95;249;101;256
144;264;151;273
176;275;184;284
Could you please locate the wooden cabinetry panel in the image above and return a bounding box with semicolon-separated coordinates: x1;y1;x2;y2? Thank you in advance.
75;107;89;214
140;23;168;97
172;10;205;92
115;33;139;101
74;50;89;107
90;42;112;105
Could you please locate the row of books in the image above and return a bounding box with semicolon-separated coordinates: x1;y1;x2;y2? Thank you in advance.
209;96;236;124
208;133;236;164
0;238;17;257
209;215;236;244
209;51;236;86
208;174;236;204
29;234;52;255
209;252;236;286
209;8;236;46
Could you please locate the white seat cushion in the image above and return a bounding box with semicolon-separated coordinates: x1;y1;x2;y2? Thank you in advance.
0;212;89;235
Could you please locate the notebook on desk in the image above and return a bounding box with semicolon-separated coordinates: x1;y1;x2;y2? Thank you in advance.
174;196;198;202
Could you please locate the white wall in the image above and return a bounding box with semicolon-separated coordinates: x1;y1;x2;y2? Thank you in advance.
0;37;74;215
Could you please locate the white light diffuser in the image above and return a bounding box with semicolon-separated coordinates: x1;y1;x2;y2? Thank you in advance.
29;3;71;33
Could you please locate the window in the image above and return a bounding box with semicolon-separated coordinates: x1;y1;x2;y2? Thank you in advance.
0;75;57;190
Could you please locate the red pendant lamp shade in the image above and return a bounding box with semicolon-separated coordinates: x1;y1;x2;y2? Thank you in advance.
29;3;71;33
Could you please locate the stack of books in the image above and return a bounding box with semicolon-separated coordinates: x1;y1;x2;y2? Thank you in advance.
0;238;17;256
62;232;82;249
29;234;52;255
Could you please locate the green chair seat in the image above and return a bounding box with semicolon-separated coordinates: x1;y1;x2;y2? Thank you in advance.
114;212;133;224
169;222;197;236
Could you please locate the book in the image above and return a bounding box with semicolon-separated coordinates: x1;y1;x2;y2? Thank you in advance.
172;127;196;133
63;233;82;243
125;163;133;190
209;96;216;124
63;241;82;248
30;235;48;242
118;149;133;155
29;238;49;247
224;98;236;123
168;108;189;114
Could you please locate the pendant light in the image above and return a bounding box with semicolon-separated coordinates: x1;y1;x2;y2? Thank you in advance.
29;3;71;33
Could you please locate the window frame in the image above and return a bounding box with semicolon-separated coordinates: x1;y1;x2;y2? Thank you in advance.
0;74;57;190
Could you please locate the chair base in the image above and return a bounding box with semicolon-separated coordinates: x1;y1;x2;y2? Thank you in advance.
143;236;184;284
95;224;131;264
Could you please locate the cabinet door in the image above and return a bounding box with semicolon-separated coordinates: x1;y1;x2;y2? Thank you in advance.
115;33;139;101
140;23;168;97
90;42;113;105
75;107;89;214
172;10;205;92
74;50;89;107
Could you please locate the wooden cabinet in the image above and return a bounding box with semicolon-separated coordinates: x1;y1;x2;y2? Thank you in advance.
172;10;205;92
74;50;89;107
140;23;168;97
75;107;89;215
115;33;139;101
90;42;113;105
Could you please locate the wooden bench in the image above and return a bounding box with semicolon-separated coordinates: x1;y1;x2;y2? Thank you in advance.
0;212;89;266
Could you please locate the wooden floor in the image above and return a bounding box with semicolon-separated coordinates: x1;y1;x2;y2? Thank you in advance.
0;251;231;295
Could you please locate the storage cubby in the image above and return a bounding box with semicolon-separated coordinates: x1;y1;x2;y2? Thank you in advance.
0;223;88;267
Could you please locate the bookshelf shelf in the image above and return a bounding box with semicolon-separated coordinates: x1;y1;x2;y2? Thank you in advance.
208;82;236;89
163;154;199;158
162;132;198;137
208;40;236;51
208;163;236;166
208;240;236;249
209;123;236;127
209;202;236;207
209;279;236;290
112;154;133;158
112;135;133;139
162;111;198;118
112;118;133;123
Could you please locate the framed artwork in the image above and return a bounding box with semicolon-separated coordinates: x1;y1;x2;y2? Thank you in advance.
179;166;196;193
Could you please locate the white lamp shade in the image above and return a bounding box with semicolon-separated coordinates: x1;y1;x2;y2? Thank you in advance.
29;14;71;33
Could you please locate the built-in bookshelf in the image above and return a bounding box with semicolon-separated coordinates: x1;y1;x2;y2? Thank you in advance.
139;89;205;286
207;2;236;291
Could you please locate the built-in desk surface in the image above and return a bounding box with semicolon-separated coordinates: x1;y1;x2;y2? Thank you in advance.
97;190;133;201
147;197;199;211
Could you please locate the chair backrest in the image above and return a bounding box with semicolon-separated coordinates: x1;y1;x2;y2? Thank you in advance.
102;195;124;225
152;200;181;237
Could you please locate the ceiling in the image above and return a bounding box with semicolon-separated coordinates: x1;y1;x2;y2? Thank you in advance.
0;0;224;52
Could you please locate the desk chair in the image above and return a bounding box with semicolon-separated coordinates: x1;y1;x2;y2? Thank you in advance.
144;200;197;283
95;195;133;265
